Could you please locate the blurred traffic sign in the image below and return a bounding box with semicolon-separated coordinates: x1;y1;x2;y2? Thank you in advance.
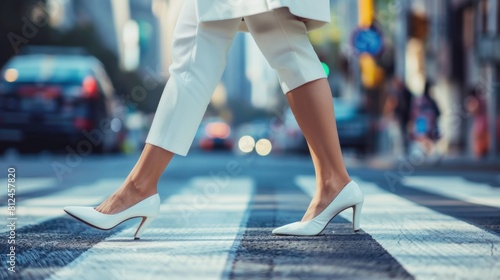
351;27;384;56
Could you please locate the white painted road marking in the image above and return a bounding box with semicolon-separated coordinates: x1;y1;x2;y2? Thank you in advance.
49;177;254;280
295;176;500;280
402;176;500;208
13;177;58;194
0;178;122;233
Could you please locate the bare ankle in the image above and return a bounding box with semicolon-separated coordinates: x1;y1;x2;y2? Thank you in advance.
317;174;351;193
127;177;157;197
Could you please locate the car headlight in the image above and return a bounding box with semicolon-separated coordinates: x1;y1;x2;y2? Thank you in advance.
238;135;255;153
255;138;272;156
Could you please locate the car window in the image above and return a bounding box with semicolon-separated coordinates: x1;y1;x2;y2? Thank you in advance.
4;56;91;84
2;55;104;86
11;66;88;84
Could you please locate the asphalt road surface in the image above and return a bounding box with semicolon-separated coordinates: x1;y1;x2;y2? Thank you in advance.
0;150;499;280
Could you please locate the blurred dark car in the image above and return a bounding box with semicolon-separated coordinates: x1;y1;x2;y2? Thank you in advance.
195;118;233;151
279;99;372;154
333;99;373;154
279;108;308;153
0;53;126;153
233;119;274;156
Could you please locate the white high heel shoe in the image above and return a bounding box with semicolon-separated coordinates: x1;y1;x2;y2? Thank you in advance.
63;193;160;239
272;180;364;236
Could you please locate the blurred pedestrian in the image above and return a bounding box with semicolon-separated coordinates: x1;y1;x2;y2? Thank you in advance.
409;81;441;154
63;0;365;238
380;77;404;154
466;87;489;158
392;77;413;154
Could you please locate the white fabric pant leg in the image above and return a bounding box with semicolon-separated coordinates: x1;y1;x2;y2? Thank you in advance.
145;0;241;156
147;4;326;156
244;8;327;94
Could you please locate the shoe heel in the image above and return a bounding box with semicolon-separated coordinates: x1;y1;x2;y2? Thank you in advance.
352;202;363;232
134;216;155;240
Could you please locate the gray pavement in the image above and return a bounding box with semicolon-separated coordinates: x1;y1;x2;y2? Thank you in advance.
0;151;499;279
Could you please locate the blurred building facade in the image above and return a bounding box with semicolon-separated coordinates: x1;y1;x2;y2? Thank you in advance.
449;0;499;160
400;0;499;159
49;0;129;69
222;34;252;105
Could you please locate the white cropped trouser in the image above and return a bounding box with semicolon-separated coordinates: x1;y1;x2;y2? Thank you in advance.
145;0;326;156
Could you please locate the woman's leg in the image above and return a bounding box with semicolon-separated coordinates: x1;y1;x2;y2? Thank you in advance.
96;0;241;214
244;9;350;222
95;144;173;214
287;80;351;221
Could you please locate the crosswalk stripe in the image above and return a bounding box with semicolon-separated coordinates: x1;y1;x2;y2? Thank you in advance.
13;177;57;194
402;176;500;208
48;177;254;280
0;178;122;233
295;176;500;280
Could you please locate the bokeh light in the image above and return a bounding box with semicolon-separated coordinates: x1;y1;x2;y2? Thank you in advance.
205;122;231;139
238;136;255;153
4;68;18;82
255;138;272;156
